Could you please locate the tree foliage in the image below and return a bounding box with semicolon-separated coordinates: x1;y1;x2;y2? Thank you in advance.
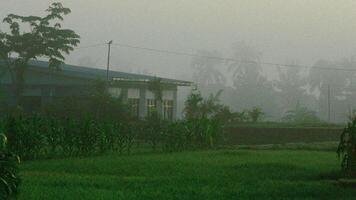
184;88;223;119
0;2;80;104
148;78;163;101
337;116;356;177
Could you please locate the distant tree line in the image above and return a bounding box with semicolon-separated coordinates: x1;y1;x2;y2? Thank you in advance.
190;42;356;123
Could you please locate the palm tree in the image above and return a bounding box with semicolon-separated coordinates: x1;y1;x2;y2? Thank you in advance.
226;42;279;118
274;61;308;113
228;42;263;88
191;50;226;87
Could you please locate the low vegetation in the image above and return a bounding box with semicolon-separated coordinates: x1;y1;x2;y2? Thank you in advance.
0;113;223;160
282;103;321;123
18;148;356;200
0;134;20;199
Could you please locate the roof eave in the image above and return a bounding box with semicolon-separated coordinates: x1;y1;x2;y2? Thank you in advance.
112;77;193;86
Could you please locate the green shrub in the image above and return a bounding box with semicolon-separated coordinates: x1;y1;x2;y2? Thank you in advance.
282;103;320;123
5;115;46;159
0;134;21;199
144;110;165;151
337;117;356;177
0;112;224;159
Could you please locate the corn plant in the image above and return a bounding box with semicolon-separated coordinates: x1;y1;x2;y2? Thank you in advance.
5;115;45;159
60;118;79;156
44;117;64;157
125;122;137;154
97;122;113;153
0;134;21;200
144;111;165;151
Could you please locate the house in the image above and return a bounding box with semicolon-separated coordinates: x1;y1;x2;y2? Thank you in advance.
0;60;192;120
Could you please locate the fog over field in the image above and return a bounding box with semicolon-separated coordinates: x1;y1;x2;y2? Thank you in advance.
2;0;356;121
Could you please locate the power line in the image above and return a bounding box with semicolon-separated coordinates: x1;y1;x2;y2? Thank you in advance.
111;42;356;72
74;43;106;50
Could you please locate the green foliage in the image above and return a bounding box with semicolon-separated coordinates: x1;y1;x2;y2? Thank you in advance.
147;78;163;101
337;117;356;177
0;134;20;200
183;117;223;148
176;88;225;149
213;106;249;123
2;115;124;158
184;88;204;119
0;2;80;105
1;113;224;159
184;88;266;124
144;110;164;151
283;103;320;123
143;108;223;152
5;115;46;159
184;88;224;119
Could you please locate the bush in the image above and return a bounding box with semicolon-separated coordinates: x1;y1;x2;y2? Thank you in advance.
0;134;21;199
184;117;223;148
282;103;320;123
337;117;356;177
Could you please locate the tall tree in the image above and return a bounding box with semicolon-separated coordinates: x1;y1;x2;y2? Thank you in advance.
227;42;278;119
274;61;309;113
0;2;80;105
228;42;263;88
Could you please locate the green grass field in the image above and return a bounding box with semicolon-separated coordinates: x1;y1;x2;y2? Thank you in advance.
19;147;356;200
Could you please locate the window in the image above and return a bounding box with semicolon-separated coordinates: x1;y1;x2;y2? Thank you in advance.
128;98;140;117
163;100;173;120
128;88;140;99
146;99;157;117
108;87;122;98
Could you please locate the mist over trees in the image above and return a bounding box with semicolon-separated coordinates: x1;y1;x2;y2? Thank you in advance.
190;42;356;123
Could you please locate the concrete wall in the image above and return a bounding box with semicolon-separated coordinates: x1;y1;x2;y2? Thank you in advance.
224;127;343;145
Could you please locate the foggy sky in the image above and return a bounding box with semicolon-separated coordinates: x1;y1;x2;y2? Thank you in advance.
1;0;356;80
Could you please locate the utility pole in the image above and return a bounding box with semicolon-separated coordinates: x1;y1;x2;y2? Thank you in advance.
327;84;331;122
106;40;113;82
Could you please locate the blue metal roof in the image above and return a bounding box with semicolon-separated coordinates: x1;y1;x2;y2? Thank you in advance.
26;60;192;86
